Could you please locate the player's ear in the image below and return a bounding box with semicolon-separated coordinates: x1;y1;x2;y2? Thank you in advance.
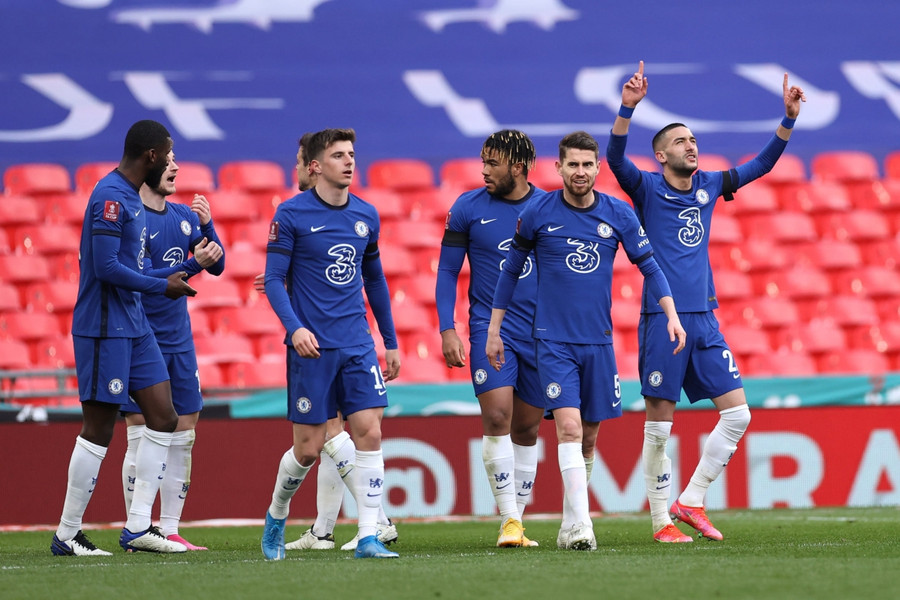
310;158;322;174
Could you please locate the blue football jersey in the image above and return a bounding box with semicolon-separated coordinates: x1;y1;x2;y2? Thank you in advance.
142;202;214;352
514;190;652;344
72;170;163;338
440;185;541;339
266;189;383;349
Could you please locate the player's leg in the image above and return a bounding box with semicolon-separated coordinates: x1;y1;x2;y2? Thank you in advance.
672;315;748;541
121;410;145;515
638;313;694;543
55;336;129;556
509;335;544;536
157;351;205;549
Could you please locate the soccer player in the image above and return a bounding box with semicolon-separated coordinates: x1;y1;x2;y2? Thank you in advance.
606;61;806;543
487;131;686;551
436;130;546;547
51;120;196;556
120;150;226;551
260;128;401;560
253;134;397;552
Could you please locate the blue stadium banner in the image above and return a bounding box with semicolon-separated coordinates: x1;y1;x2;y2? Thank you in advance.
2;0;899;179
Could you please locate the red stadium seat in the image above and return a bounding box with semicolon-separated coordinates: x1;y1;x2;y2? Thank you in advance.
814;295;879;328
225;360;285;389
699;154;732;172
819;210;891;242
731;238;788;273
713;269;753;302
188;189;259;223
198;364;226;391
528;157;561;191
254;332;287;360
220;241;266;280
816;349;889;375
354;188;408;223
811;150;880;183
612;270;644;302
215;304;282;337
848;178;900;212
171;161;215;197
743;212;818;245
45;194;87;225
193;333;256;366
736;296;799;329
723;181;778;215
225;219;269;252
23;280;78;314
188;274;244;310
401;330;443;361
218;160;286;192
15;223;81;256
381;220;444;250
722;324;771;356
779;320;847;355
3;163;71;195
399;187;463;223
31;334;76;369
885;150;900;180
860;237;900;269
739;152;806;185
392;301;435;334
0;311;63;342
616;351;640;381
795;240;862;272
391;273;438;307
764;266;832;300
709;214;743;244
0;283;21;313
0;196;40;228
379;244;416;278
74;162;118;194
0;338;32;369
0;228;9;254
398;353;449;383
0;254;51;284
778;181;851;213
610;298;641;333
440;158;485;190
366;159;435;192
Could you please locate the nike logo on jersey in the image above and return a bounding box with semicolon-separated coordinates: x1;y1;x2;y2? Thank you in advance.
733;373;741;379
310;225;326;232
150;232;159;239
547;225;564;232
612;399;622;407
480;218;497;224
664;193;679;200
378;390;387;396
134;209;142;217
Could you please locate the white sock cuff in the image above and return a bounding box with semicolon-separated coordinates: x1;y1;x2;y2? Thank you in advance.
171;429;196;446
126;424;146;442
143;427;174;447
644;421;673;442
719;404;751;437
512;442;538;465
557;442;584;472
355;449;384;469
720;404;751;420
282;448;310;476
483;435;514;460
75;435;107;460
323;430;352;457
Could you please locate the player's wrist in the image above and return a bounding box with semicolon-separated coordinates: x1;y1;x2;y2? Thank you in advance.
618;104;635;118
781;116;796;129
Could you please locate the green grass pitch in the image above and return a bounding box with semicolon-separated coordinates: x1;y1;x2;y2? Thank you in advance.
3;507;899;600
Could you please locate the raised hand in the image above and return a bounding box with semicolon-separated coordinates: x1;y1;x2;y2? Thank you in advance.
622;60;648;108
164;271;197;299
191;194;212;225
783;73;807;119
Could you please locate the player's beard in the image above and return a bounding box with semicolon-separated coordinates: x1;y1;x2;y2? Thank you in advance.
490;168;516;198
145;161;167;190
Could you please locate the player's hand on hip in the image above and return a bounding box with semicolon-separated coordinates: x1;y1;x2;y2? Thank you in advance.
253;273;266;294
441;329;466;368
291;327;320;359
382;348;401;381
485;333;505;371
164;271;197;299
191;194;212;225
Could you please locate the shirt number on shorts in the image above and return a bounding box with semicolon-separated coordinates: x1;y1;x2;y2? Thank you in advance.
370;364;387;396
722;350;740;379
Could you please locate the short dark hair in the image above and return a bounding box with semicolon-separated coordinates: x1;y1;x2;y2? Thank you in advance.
481;129;536;175
123;120;171;159
558;131;599;160
298;132;314;166
306;128;356;162
652;123;687;152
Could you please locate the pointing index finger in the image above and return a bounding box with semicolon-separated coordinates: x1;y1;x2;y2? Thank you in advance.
638;60;644;77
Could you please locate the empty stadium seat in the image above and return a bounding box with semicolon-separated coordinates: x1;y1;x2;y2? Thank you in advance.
391;273;438;307
198;364;226;391
744;349;816;377
225;360;285;389
834;265;900;298
814;295;879;328
740;152;806;185
0;338;31;369
440;157;485;190
819;210;891;242
860;237;900;269
610;298;641;333
0;196;40;228
764;267;832;300
736;296;799;330
220;241;266;280
811;150;880;183
722;181;779;215
192;189;259;223
731;238;788;273
254;332;287;360
400;330;443;361
0;311;63;342
45;194;87;225
379;244;416;278
15;223;81;256
31;334;76;369
398;353;449;383
3;163;71;196
0;254;50;284
0;228;9;254
778;181;851;213
187;275;243;310
74;162;118;194
193;333;256;365
218;160;287;192
354;188;408;223
795;239;862;271
216;304;282;337
392;301;435;333
723;324;771;356
224;219;269;252
0;282;21;313
171;161;215;197
779;320;847;354
612;270;644;302
367;159;435;191
743;212;818;245
399;187;462;223
713;269;753;302
708;213;743;244
381;220;444;250
885;150;900;180
24;280;78;314
528;157;561;190
817;349;890;375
